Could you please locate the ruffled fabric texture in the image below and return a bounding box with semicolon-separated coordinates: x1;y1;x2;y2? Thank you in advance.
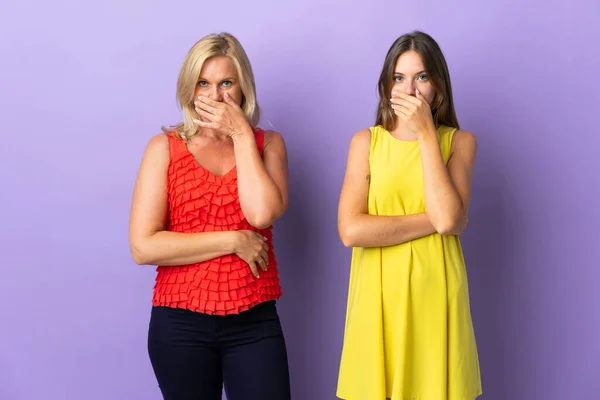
151;130;281;315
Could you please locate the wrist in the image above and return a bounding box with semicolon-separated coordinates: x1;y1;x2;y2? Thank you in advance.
226;231;241;254
417;127;439;144
230;125;254;145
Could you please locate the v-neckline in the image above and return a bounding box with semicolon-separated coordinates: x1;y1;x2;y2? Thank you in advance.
198;162;237;179
183;146;237;180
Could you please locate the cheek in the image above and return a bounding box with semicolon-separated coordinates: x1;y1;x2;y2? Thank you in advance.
193;85;206;98
230;87;244;105
426;91;436;105
418;85;436;104
390;82;403;95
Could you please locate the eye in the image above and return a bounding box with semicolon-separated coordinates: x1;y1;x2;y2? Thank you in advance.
198;80;208;87
221;80;232;87
417;74;428;81
394;76;403;82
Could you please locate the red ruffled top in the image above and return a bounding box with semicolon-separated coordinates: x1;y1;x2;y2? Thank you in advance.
151;128;282;315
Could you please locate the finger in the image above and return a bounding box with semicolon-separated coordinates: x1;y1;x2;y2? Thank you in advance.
392;104;416;118
253;231;268;244
393;91;421;105
393;108;409;120
196;108;220;123
257;257;268;272
253;231;267;240
261;240;269;252
391;96;418;110
259;250;269;270
223;92;239;107
192;118;218;129
195;99;220;116
393;91;421;106
415;89;427;102
391;103;411;116
248;261;260;279
197;95;224;108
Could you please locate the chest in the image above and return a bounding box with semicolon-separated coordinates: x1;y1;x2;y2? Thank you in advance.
186;140;236;178
369;142;424;195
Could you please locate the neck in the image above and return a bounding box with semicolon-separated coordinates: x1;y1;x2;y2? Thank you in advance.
389;119;417;141
197;128;230;143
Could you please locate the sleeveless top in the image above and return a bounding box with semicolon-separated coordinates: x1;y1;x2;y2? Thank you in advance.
151;128;282;316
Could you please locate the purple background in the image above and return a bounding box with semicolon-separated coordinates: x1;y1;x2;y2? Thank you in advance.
1;0;598;399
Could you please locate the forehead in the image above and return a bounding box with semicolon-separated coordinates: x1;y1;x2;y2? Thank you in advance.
200;56;238;78
394;50;425;73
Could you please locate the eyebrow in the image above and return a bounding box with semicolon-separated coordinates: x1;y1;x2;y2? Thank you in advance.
394;70;427;75
198;77;236;81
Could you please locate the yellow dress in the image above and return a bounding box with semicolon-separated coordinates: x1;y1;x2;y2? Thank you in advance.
337;125;482;400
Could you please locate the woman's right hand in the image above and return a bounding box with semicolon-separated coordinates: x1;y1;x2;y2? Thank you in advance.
234;230;269;278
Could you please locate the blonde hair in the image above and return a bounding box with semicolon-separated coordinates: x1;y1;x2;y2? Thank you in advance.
163;32;260;140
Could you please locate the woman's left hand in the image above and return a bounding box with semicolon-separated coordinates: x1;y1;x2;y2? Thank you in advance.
390;90;436;137
193;93;251;139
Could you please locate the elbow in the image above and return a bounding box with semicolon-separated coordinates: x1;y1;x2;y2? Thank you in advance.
249;200;288;229
434;223;454;236
249;219;274;230
244;196;287;229
338;224;357;248
247;209;281;230
431;214;461;236
129;240;152;265
341;237;355;248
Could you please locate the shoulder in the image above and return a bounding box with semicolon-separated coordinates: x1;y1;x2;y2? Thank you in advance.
343;128;372;164
146;133;170;152
347;128;372;154
350;128;372;146
354;128;372;139
149;132;171;145
262;129;287;152
142;133;172;161
449;129;477;166
263;129;284;143
451;129;477;152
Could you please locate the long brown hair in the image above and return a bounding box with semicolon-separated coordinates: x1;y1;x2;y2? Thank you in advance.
376;31;459;130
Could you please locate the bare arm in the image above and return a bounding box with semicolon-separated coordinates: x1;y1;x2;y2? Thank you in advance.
391;91;476;235
419;129;477;234
337;129;437;248
233;129;289;229
128;134;266;267
193;94;288;229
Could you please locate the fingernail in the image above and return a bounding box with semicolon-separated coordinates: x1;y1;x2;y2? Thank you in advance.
198;96;202;100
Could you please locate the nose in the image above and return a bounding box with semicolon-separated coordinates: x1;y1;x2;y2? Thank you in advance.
404;81;416;96
209;85;224;102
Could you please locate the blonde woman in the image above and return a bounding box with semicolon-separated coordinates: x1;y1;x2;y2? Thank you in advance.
128;32;290;400
337;31;482;399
